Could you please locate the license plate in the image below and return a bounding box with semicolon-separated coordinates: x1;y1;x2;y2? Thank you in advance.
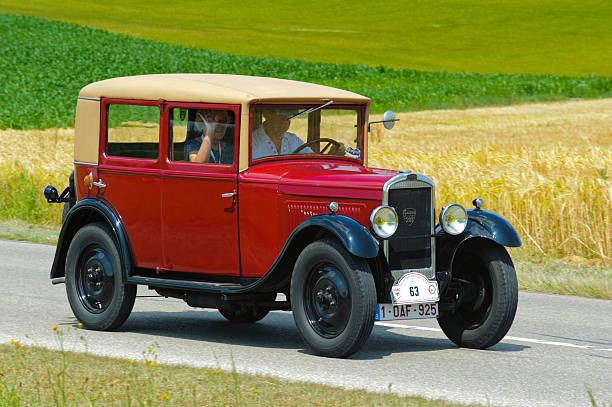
375;302;439;321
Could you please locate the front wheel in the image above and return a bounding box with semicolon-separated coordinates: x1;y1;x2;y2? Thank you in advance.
438;241;518;349
65;222;136;330
290;238;376;358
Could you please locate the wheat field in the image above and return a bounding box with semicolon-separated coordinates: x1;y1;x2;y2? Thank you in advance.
1;99;610;262
370;99;611;262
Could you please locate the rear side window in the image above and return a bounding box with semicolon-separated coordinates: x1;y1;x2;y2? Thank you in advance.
106;104;160;159
169;107;235;165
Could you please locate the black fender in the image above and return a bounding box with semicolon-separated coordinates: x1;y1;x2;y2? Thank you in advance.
50;198;133;281
291;214;380;259
436;209;521;287
250;213;380;294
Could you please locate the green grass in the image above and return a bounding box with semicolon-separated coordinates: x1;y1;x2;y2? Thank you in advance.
0;219;59;245
1;0;611;76
1;13;612;129
0;340;486;407
512;250;611;300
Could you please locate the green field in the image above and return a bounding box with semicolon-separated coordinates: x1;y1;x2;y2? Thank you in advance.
1;13;611;129
1;0;611;76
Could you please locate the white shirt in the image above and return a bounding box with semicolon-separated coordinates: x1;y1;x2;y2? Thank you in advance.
252;126;312;160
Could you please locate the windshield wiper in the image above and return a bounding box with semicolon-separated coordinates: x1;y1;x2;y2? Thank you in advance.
288;100;334;120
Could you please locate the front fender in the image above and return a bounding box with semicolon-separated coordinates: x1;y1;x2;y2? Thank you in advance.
436;209;521;275
291;214;380;259
50;198;133;280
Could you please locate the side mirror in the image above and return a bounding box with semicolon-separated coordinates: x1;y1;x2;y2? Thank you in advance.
382;110;396;130
368;110;399;132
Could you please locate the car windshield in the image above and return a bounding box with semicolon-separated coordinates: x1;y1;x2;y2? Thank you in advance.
250;105;364;162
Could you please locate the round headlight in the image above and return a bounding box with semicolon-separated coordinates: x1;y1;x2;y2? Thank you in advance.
439;203;467;235
370;205;398;238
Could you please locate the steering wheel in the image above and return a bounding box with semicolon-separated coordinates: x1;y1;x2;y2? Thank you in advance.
291;138;343;155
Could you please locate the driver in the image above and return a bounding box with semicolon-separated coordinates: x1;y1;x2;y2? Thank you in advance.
251;109;313;160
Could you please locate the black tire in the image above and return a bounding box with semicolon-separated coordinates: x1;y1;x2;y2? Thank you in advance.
438;241;518;349
65;222;136;331
290;238;376;358
218;306;270;323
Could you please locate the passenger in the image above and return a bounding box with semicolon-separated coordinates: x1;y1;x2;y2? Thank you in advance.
186;109;234;164
251;109;313;160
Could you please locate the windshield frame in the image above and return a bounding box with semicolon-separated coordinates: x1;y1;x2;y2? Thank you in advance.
248;103;367;166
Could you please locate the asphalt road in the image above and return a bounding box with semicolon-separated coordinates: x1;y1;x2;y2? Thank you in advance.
1;239;610;407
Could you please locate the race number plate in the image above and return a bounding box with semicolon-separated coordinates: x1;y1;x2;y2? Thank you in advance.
391;272;439;304
375;302;438;321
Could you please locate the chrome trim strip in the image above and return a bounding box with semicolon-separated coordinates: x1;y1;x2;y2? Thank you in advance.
382;172;436;280
78;96;101;101
73;161;98;166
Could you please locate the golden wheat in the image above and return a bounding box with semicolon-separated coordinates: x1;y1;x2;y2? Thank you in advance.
1;99;610;260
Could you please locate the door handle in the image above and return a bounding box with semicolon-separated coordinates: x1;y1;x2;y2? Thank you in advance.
93;179;107;188
221;192;236;198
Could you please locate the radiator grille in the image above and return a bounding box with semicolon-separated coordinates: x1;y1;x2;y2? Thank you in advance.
386;184;433;273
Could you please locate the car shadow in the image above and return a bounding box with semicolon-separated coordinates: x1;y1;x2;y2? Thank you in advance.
101;310;529;359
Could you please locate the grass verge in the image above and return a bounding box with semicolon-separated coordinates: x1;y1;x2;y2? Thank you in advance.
0;219;59;245
0;339;484;407
512;250;611;300
1;13;612;129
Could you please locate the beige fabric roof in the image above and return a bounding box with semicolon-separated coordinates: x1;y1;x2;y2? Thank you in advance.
79;74;370;105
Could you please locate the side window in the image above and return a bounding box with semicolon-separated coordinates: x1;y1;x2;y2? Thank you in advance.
169;108;235;165
106;104;160;159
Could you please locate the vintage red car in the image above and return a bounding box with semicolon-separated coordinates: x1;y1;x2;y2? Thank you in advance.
44;74;520;358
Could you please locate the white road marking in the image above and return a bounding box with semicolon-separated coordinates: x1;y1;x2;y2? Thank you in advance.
375;322;612;352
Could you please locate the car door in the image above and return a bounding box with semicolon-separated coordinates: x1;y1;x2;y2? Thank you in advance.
160;103;241;276
98;99;163;269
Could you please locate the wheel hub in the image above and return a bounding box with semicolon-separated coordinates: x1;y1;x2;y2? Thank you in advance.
86;265;103;291
304;265;351;338
76;247;115;313
315;286;338;314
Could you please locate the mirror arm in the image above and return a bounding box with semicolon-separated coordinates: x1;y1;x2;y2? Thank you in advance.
367;118;400;132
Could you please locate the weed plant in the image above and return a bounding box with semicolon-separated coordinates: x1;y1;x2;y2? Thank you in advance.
1;14;612;129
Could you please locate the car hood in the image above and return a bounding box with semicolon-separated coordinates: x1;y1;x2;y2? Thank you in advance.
241;159;399;200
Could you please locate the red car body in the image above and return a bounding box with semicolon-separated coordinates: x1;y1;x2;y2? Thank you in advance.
45;74;521;358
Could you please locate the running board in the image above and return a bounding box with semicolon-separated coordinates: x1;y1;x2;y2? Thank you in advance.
127;275;252;293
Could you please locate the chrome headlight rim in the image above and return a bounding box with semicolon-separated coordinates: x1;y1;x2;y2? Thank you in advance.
439;203;468;235
370;205;399;239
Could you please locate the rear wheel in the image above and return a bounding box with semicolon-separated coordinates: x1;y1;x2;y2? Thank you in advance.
65;222;136;330
438;241;518;349
290;238;376;358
